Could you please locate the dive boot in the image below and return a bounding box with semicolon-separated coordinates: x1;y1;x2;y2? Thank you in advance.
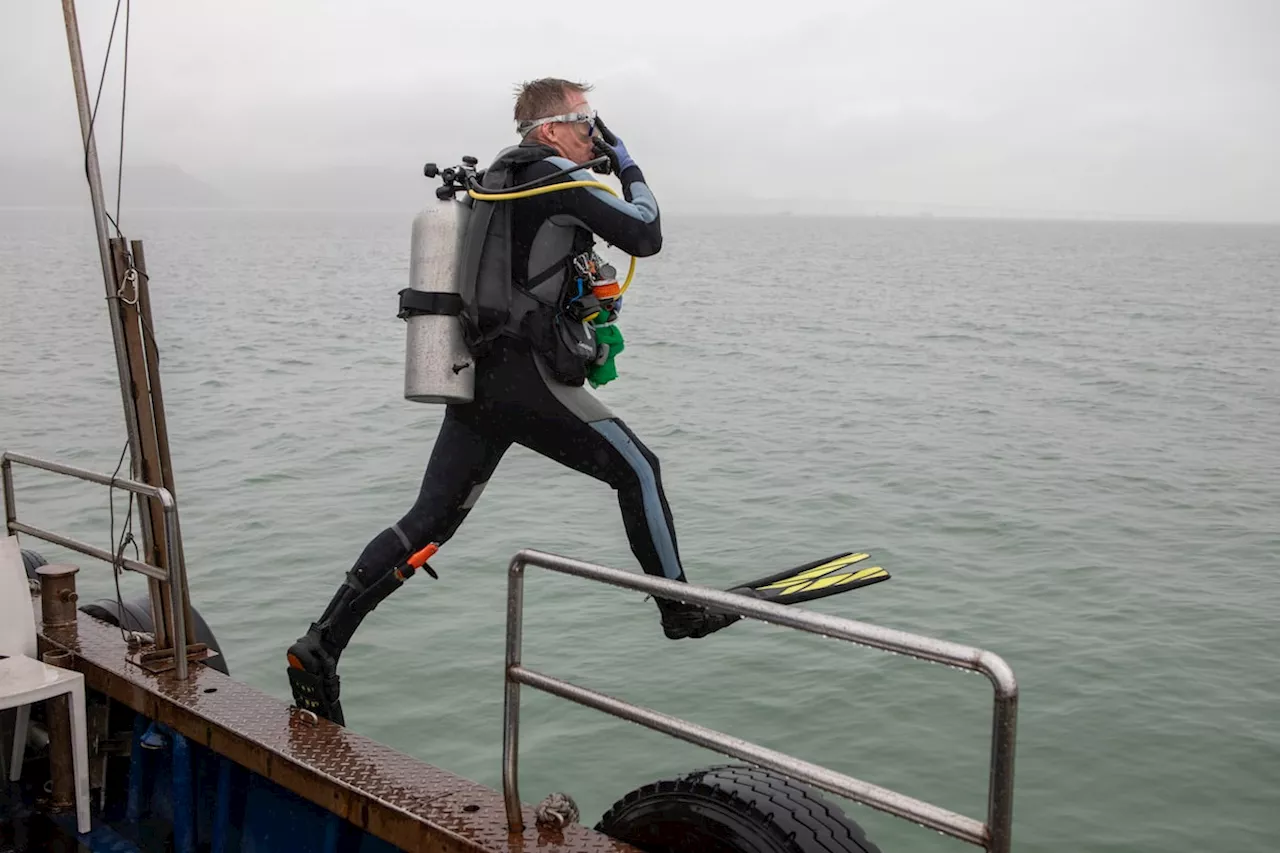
657;597;740;640
286;629;345;726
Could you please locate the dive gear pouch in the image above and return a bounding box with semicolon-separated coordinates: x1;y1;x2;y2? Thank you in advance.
521;302;596;385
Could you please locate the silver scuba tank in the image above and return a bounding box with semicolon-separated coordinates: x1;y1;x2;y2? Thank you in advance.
403;197;475;404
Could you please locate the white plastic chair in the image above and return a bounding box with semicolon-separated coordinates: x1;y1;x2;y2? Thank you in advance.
0;534;91;834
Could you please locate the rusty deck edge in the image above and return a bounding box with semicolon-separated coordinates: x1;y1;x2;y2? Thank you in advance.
32;597;637;853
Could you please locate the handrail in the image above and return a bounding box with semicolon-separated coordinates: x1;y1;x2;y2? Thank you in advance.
502;548;1018;852
2;450;192;680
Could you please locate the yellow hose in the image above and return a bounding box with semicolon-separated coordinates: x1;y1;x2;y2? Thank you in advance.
468;179;636;293
467;179;613;202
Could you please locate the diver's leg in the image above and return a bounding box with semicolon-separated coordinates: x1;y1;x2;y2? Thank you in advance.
287;406;509;723
495;349;737;639
511;413;737;639
555;417;687;583
314;409;508;655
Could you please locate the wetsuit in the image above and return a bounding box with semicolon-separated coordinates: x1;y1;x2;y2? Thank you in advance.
288;143;731;724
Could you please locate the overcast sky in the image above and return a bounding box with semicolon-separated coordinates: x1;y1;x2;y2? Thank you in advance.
3;0;1278;220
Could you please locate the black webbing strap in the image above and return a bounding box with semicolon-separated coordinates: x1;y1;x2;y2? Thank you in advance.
525;250;577;289
397;289;463;320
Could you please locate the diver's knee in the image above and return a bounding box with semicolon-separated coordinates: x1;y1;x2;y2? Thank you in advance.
629;439;663;484
616;421;662;474
393;478;488;549
642;445;662;477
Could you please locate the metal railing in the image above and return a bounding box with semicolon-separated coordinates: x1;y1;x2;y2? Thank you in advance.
2;450;192;680
502;549;1018;852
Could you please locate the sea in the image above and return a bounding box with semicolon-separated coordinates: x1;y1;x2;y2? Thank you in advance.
1;206;1277;852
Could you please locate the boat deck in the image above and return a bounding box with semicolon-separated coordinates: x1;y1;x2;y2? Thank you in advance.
33;597;636;853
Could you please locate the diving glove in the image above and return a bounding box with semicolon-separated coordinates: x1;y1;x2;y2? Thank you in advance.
591;116;636;175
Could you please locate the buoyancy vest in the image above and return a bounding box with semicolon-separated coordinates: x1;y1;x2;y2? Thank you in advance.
456;143;599;384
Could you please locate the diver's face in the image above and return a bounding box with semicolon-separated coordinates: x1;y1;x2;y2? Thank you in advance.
541;92;597;165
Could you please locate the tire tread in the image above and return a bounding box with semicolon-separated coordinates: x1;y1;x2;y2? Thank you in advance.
596;763;882;853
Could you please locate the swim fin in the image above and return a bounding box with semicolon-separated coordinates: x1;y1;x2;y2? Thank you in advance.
727;552;890;605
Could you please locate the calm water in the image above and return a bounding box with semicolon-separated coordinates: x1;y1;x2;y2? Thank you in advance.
1;207;1277;852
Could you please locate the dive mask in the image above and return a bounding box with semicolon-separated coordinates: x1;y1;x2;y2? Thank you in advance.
517;108;598;138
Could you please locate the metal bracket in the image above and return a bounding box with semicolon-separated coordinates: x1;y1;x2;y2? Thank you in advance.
126;642;216;675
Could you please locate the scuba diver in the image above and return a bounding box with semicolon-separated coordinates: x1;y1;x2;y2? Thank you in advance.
286;78;737;725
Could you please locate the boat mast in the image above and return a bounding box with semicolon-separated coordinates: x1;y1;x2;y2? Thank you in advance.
59;0;147;489
59;0;190;656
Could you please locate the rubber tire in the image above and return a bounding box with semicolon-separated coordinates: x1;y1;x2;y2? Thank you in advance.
80;591;231;675
21;548;230;675
595;764;882;853
21;547;48;580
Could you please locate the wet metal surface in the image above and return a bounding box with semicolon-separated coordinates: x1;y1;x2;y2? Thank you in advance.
33;598;636;853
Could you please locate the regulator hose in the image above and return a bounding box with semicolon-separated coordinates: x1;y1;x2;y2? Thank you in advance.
466;174;636;294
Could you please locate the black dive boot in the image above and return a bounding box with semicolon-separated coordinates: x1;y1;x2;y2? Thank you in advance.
285;566;375;726
656;596;740;639
287;575;361;725
286;627;345;726
286;541;440;725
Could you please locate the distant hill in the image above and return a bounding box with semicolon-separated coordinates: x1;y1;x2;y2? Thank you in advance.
0;158;454;214
207;164;435;213
0;160;227;209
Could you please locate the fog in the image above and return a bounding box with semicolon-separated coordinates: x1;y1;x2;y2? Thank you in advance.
3;0;1278;221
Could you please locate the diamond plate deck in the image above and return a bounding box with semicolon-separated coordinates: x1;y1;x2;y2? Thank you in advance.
33;597;637;853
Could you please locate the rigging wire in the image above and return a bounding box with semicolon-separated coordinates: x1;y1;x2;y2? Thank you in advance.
78;0;159;638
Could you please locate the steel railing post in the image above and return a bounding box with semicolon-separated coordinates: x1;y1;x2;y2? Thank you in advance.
2;451;198;679
501;547;1019;851
502;555;527;832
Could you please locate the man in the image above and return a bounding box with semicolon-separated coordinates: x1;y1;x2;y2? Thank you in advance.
285;78;735;726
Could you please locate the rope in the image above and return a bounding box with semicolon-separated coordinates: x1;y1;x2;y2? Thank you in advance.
87;0;159;354
116;0;130;235
84;0;163;648
85;0;130;244
534;792;580;829
107;440;146;643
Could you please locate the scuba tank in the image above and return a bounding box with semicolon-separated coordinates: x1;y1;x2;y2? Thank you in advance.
399;148;637;403
399;163;476;405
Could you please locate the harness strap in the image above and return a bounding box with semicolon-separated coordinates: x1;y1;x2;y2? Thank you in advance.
525;250;576;289
397;289;463;319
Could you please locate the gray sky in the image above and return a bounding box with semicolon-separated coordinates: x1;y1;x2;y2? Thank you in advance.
3;0;1278;221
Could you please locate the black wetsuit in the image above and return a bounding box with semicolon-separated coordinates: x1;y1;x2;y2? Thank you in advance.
306;145;690;659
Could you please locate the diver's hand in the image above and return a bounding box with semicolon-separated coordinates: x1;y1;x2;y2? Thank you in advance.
592;117;636;174
593;136;636;175
609;135;636;173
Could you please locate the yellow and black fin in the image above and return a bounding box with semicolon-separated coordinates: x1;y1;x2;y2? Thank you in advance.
728;551;890;605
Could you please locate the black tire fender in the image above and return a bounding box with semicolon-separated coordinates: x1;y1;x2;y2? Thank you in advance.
595;763;882;853
21;547;48;580
80;591;230;675
21;548;230;675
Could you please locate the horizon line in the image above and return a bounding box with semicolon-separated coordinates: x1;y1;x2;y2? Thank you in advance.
2;203;1278;229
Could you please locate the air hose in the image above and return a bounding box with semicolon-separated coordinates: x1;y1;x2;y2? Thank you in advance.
466;179;637;294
